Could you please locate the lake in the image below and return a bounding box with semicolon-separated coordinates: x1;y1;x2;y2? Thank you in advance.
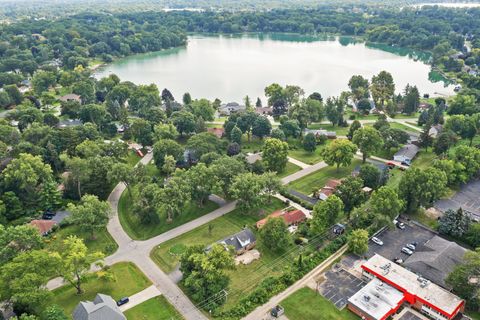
95;34;454;104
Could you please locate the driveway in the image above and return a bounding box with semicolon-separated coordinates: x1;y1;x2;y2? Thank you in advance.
119;285;161;312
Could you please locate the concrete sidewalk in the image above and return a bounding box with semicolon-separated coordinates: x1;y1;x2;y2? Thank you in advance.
119;285;161;312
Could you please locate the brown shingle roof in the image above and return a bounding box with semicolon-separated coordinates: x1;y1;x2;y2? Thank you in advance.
29;220;57;235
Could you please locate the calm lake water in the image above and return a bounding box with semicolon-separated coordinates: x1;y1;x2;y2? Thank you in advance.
95;34;454;103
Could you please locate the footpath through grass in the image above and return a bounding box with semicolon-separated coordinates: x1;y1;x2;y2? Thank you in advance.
119;190;220;240
124;296;183;320
288;159;362;195
281;287;358;320
51;262;151;316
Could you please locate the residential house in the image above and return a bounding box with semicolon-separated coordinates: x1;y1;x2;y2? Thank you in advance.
393;144;419;165
29;219;57;236
73;293;125;320
218;102;246;116
245;152;262;165
304;128;336;139
216;228;256;255
255;107;272;115
315;179;342;200
429;124;443;138
59;93;81;104
256;209;307;229
207;127;225;138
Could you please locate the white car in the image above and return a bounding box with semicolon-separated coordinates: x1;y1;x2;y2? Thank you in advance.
401;247;413;255
371;237;383;246
406;243;416;251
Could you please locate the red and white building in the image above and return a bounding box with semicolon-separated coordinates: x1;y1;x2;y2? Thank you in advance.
348;254;465;320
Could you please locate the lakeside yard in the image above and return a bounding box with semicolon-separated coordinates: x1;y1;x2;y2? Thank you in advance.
288;159;362;195
118;190;220;240
51;262;151;316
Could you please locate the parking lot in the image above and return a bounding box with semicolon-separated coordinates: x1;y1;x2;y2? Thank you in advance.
318;267;366;310
435;180;480;221
366;220;436;261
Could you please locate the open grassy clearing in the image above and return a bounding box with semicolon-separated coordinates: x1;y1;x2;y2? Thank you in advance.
288;159;362;195
124;296;183;320
277;161;302;178
48;224;118;255
307;123;350;136
411;150;437;170
287;139;331;165
281;287;358;320
51;262;151;316
118;190;220;240
150;198;285;274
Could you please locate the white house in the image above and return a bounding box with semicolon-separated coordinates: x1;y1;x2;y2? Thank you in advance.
393;144;419;165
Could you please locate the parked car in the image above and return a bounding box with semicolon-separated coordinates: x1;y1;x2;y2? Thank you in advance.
271;305;285;318
116;297;129;306
406;243;416;251
393;257;404;264
371;237;384;246
42;212;55;220
396;222;406;230
401;247;413;255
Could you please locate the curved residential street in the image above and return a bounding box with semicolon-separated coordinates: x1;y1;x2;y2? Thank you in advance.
46;116;419;320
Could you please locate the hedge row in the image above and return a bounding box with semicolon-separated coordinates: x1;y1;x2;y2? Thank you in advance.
279;190;315;210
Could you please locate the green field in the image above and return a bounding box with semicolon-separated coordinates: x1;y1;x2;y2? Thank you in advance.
48;224;118;255
150;198;286;273
118;190;220;240
124;296;183;320
277;161;302;178
411;150;437;170
281;287;358;320
288;159;362;195
52;262;151;316
288;139;331;165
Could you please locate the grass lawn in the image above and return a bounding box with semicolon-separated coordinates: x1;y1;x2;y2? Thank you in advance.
125;150;141;167
281;287;358;320
288;139;331;165
390;112;420;119
412;150;437;170
277;161;302;178
373;146;400;160
345;111;379;121
124;296;183;320
388;122;420;132
241;136;265;153
288;159;362;195
48;225;118;255
410;209;439;230
118;190;220;240
52;262;151;316
307;123;350;136
406;121;422;128
467;312;480;320
386;168;404;190
150;198;286;274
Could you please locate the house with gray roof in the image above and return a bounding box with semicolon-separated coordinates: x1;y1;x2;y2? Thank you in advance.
217;228;256;255
393;143;419;165
403;235;467;289
72;293;125;320
218;102;246;116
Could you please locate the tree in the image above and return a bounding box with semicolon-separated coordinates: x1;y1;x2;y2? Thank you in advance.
181;244;234;308
190;99;215;121
252;116;272;138
153;123;179;141
352;127;383;163
370;186;404;220
157;170;191;221
210;156;246;197
38;180;62;212
447;94;479;115
446;249;480;307
153;139;184;169
41;305;68;320
230;126;243;145
264;83;285;107
335;176;366;214
67;195;111;239
403;84;420;114
260;217;291;252
107;163;135;195
0;225;43;265
58;236;104;295
370;71;395;109
348;75;370;102
321;139;357;171
347;120;361;140
0;250;60;314
311;195;344;234
129;118;153;146
230;172;266;213
348;229;369;255
32;70;56;95
183;92;192;105
262;138;289;173
439;208;471;238
186;132;222;161
453;146;480;181
162;155;176;177
419;124;434;151
279;119;301;138
303;133;317;152
399;167;447;212
227;142;241;156
60;155;89;199
185;163;218;206
270;128;286;141
171;110;196;135
256;97;262;108
325;97;344;126
434;130;458;156
133;183;161;224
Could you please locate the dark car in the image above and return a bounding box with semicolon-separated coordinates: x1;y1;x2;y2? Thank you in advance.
42;212;55;220
271;305;285;318
116;297;129;306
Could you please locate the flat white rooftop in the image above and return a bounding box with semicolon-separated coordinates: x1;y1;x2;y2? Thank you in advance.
362;254;463;316
348;278;404;320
